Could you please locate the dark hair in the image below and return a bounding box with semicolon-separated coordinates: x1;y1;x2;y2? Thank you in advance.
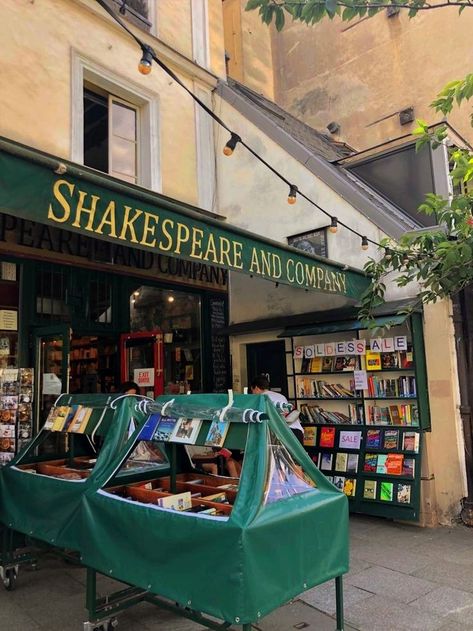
250;374;270;390
120;381;140;394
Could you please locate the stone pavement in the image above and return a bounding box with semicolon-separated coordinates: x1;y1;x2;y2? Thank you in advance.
1;514;473;630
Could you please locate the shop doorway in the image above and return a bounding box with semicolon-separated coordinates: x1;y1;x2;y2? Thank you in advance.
246;340;288;397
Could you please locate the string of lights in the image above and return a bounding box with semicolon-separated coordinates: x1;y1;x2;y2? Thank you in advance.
94;0;382;252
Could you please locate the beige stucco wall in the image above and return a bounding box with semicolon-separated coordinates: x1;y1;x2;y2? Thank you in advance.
0;0;225;207
269;10;473;150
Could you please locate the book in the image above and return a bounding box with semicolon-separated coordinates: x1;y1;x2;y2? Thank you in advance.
204;419;230;448
321;357;334;372
153;417;179;441
402;431;420;452
347;453;359;473
156;491;192;511
376;454;388;474
335;452;348;472
402;457;415;477
397;483;412;504
366;429;381;448
50;406;72;432
380;481;394;501
381;352;399;369
303;426;317;447
364;453;378;472
385;453;404;475
334;356;356;372
388;405;401;425
363;480;377;500
170;418;203;444
310;357;323;373
365;351;382;371
343;478;356;497
399;351;414;369
320;452;333;471
383;429;399;450
68;407;92;433
202;492;228;503
333;476;345;491
138;413;161;440
319;426;336;448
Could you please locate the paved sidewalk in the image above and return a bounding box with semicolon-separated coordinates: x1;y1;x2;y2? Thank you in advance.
1;515;473;630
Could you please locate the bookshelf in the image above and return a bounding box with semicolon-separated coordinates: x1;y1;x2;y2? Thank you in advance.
287;315;428;521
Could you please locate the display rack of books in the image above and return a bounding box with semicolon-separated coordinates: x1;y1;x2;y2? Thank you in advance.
70;336;119;394
289;315;429;521
0;367;34;466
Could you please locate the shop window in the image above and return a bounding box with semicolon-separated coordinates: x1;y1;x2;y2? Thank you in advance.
35;267;69;319
84;87;139;184
263;429;317;504
88;279;112;324
288;228;327;258
0;260;19;369
130;286;202;392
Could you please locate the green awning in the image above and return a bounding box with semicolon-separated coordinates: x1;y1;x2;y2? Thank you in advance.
278;313;408;337
0;136;369;299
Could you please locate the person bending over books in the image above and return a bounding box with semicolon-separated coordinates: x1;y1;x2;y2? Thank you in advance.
120;381;141;395
250;374;304;444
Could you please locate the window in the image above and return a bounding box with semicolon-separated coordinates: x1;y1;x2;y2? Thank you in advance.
288;229;328;258
105;0;152;32
72;52;160;191
84;87;139;184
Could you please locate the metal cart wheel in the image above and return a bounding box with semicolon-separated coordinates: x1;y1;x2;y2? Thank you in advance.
3;567;17;591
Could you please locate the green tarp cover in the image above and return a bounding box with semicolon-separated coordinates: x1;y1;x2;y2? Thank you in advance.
79;394;348;624
0;394;147;549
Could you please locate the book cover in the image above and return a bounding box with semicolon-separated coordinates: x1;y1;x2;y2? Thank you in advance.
364;453;378;472
204;419;230;448
343;478;356;497
363;479;377;500
50;406;71;432
319;426;336;448
62;405;81;432
334;356;356;372
68;407;92;433
386;453;404;475
383;429;399;450
320;452;333;471
310;357;323;373
366;429;381;448
397;483;412;504
157;491;192;511
366;351;382;371
379;407;391;425
154;417;179;441
402;457;416;477
399;351;414;369
335;452;348;472
333;476;345;491
171;418;203;444
380;481;394;501
376;454;388;474
347;453;359;473
303;426;317;447
138;413;161;441
321;356;334;372
402;431;420;453
381;352;399;369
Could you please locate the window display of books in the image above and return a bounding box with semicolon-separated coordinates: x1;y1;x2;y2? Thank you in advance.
0;367;34;465
290;322;425;520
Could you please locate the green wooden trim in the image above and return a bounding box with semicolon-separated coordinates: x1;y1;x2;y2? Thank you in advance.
411;312;431;431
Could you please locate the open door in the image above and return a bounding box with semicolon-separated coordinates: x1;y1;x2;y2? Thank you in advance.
120;331;164;397
33;325;71;434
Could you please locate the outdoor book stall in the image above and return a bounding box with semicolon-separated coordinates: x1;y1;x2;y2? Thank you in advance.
0;393;349;631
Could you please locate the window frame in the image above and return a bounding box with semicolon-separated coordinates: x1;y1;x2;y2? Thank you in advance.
71;51;161;192
287;228;329;259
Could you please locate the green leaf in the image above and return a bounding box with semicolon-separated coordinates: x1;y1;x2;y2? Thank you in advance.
275;6;285;30
325;0;338;17
245;0;263;11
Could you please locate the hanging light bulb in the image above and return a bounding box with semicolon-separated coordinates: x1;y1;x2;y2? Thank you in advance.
329;217;338;234
223;133;241;156
361;236;369;250
287;184;298;205
138;46;153;75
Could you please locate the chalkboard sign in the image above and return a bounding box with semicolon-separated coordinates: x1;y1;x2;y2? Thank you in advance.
209;297;229;392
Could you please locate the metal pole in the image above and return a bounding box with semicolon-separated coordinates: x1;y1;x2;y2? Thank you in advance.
86;567;97;621
335;575;344;631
